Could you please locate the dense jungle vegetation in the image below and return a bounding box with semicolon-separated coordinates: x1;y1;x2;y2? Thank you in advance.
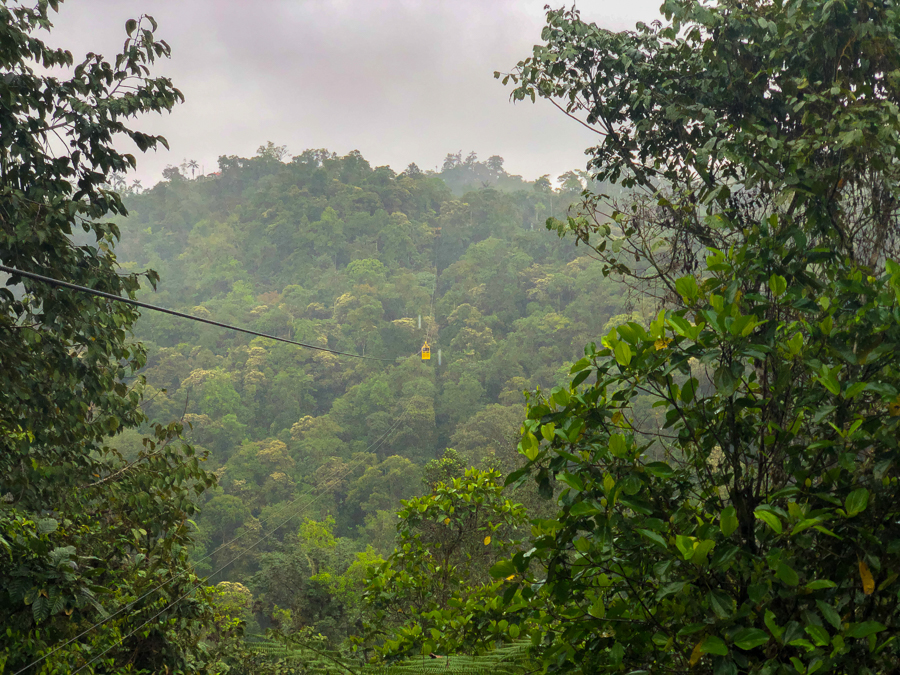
112;145;633;643
4;0;900;673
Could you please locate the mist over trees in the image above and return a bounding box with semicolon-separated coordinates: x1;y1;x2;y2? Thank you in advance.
111;141;632;624
3;0;900;673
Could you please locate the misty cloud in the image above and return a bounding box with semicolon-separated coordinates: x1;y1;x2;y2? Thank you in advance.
45;0;663;186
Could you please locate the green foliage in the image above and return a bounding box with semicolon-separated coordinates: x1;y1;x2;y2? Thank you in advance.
0;3;232;671
247;637;534;674
423;448;467;489
110;127;628;642
253;517;381;645
482;1;900;672
503;0;900;283
499;235;900;673
0;25;641;666
364;469;527;660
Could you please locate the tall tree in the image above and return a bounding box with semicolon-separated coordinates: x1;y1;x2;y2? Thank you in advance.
483;1;900;673
0;4;223;671
500;0;900;291
364;468;526;659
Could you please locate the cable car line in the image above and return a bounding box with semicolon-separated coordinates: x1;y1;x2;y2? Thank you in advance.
16;399;414;675
420;228;440;362
0;264;395;362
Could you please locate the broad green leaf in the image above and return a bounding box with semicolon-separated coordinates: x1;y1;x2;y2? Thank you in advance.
676;275;700;301
708;590;734;620
844;488;869;516
700;635;728;656
638;529;667;550
846;622;886;639
776;561;800;586
816;600;841;630
572;369;591;387
720;506;738;537
805;624;830;646
558;471;583;491
570;357;591;373
610;642;625;664
714;365;738;396
764;610;783;640
730;314;759;337
551;388;570;407
608;434;627;457
816;365;841;396
691;539;715;565
644;461;674;478
570;501;601;517
658;582;687;599
668;314;693;337
755;508;783;534
733;628;770;650
787;332;803;355
540;423;556;441
521;432;539;461
36;518;58;535
681;377;698;403
618;495;653;515
788;638;815;650
614;341;633;367
769;274;787;297
32;594;50;623
603;473;615;494
490;560;517;579
675;535;694;560
844;381;866;398
791;517;824;536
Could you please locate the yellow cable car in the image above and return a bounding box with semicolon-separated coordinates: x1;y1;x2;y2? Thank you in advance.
421;340;431;360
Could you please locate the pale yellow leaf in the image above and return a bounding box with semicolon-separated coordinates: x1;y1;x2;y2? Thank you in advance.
689;641;703;667
888;396;900;417
860;560;875;595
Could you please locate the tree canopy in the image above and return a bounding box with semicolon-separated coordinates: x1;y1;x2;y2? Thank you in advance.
0;4;224;671
501;0;900;287
479;1;900;673
8;1;899;673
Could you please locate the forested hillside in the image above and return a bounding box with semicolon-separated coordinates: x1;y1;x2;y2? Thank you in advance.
113;145;631;639
8;1;899;671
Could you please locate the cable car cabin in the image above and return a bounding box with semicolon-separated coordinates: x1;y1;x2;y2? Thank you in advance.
421;341;431;361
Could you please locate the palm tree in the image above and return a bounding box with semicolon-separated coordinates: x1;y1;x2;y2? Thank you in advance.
187;159;199;178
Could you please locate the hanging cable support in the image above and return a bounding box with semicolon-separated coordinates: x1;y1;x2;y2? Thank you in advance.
0;264;395;361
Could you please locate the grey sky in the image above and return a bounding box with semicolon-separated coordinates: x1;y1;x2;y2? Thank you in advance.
46;0;664;188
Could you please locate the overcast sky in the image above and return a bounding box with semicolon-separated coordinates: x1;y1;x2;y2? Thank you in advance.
45;0;664;188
